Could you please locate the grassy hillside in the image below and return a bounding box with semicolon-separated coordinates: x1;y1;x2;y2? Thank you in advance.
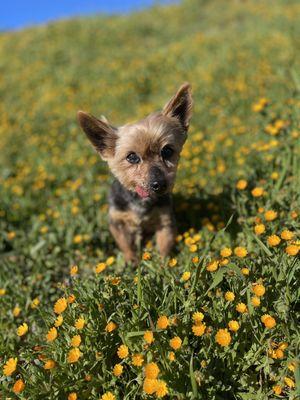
0;0;299;398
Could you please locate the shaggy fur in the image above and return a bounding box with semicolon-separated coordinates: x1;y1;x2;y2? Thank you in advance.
78;83;193;263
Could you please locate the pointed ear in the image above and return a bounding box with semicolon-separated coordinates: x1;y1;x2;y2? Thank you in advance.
162;83;193;131
77;111;117;160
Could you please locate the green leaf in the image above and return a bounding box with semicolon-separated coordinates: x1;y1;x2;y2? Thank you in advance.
205;268;225;295
189;352;199;399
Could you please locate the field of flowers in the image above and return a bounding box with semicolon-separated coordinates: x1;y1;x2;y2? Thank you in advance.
0;0;299;398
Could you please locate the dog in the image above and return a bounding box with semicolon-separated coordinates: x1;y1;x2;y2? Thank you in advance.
77;83;193;264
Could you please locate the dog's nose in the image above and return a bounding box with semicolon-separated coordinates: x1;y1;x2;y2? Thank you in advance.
150;180;167;192
150;181;160;191
149;166;167;194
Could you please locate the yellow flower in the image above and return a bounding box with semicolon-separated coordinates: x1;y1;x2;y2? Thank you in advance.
285;244;299;256
54;315;63;327
284;377;295;388
236;303;247;313
287;361;296;371
67;348;82;363
169;336;182;350
168;258;177;267
275;349;284;359
234;247;248;258
206;260;219;272
132;353;144;367
101;392;115;400
236;179;247;190
68;393;77;400
272;385;282;395
144;330;154;344
143;251;151;260
220;247;232;257
254;224;265;235
228;320;240;332
155;380;168;397
252;284;266;297
54;298;68;314
168;351;176;361
264;210;278;221
192;312;204;324
46;327;58;342
70;265;78;276
267;235;281;246
113;363;123;376
251;187;264;197
261;314;276;328
44;359;56;369
215;329;231;346
192;323;206;336
71;335;81;347
17;322;28;337
117;344;129;359
144;362;160;379
143;378;158;395
219;258;229;266
31;297;40;308
13;379;25;394
68;294;76;304
189;244;198;252
73;234;82;244
95;262;107;274
224;291;235;301
7;231;16;240
241;267;250;276
181;271;191;281
13;306;21;317
251;296;261;307
75;317;85;330
156;315;169;330
106;256;115;265
3;357;17;376
192;256;199;264
105;321;117;333
0;288;6;296
281;230;294;240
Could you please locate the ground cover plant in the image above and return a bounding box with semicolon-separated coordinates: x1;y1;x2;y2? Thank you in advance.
0;0;299;398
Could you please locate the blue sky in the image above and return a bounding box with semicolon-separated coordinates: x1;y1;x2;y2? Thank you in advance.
1;0;175;30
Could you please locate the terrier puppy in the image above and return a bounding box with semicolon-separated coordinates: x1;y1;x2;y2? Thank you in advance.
77;83;193;264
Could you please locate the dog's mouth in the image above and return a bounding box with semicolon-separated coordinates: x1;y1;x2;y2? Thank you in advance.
135;184;169;199
135;185;151;199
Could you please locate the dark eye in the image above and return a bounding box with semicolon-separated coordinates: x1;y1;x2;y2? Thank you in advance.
161;146;174;159
126;152;140;164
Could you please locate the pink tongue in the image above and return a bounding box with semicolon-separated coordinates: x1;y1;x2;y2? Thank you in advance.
136;186;150;199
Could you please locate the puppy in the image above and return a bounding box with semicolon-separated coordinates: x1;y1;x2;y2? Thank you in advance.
77;83;193;264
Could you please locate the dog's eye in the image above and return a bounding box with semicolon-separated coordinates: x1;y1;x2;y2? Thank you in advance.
126;152;140;164
161;146;174;159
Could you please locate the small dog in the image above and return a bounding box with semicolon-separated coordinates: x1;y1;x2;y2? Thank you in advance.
78;83;193;263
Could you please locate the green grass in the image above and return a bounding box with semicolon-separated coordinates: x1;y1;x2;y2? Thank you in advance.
0;0;299;398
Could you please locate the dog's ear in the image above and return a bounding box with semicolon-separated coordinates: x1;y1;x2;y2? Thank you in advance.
162;83;193;131
77;111;117;160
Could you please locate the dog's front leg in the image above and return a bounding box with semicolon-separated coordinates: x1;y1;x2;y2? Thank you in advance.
156;224;176;257
109;222;138;264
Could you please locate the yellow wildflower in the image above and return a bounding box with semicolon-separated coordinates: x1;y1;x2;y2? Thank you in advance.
215;329;231;346
117;344;129;359
17;322;28;337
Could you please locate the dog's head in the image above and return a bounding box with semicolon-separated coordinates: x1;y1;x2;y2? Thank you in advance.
78;83;193;199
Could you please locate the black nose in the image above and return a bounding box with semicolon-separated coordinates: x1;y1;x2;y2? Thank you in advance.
150;181;162;192
149;166;167;193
